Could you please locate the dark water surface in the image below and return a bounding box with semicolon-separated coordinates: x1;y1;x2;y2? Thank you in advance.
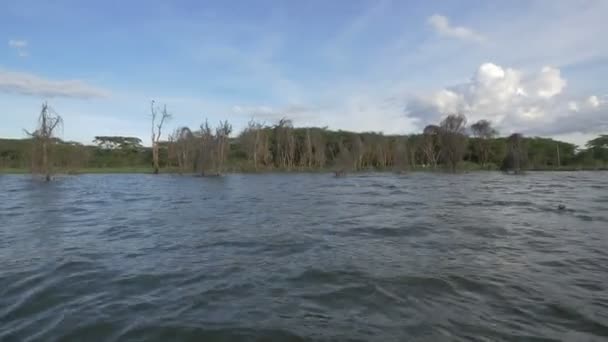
1;172;607;341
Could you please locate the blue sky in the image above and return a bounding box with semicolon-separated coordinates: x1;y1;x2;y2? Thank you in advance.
1;0;606;146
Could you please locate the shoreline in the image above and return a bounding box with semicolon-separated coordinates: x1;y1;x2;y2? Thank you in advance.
2;167;606;175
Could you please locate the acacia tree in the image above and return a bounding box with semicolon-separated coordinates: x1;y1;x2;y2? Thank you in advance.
150;100;171;174
438;113;468;172
25;102;63;181
586;135;608;164
471;120;498;167
421;125;440;168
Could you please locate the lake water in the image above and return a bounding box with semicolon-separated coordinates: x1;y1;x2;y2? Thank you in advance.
1;172;607;341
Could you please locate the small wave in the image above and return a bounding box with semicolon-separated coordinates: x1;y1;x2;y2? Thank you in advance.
348;226;429;238
462;225;510;239
575;214;595;222
1;173;607;341
288;269;366;285
115;326;308;342
0;277;64;326
382;275;457;297
299;284;377;309
543;303;608;337
204;239;261;250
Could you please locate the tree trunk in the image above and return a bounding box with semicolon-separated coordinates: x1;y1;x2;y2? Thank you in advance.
152;143;159;174
42;139;50;181
253;130;259;171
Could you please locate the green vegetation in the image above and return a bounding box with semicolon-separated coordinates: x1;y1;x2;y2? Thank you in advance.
2;131;606;175
1;104;607;176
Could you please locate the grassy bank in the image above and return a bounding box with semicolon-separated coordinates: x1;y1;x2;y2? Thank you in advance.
0;168;29;174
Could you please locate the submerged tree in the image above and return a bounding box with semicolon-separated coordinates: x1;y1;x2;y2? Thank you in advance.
470;119;498;167
502;133;527;173
25;102;63;181
438;114;468;172
150;100;172;174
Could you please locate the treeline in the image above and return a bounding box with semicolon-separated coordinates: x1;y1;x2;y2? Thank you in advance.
1;104;607;175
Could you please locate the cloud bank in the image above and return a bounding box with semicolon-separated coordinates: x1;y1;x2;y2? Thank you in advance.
0;69;110;99
407;63;607;136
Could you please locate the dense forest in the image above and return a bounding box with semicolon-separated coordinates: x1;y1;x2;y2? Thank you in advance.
1;103;607;176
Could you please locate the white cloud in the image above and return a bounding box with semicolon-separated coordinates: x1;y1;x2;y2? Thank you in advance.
528;66;566;98
0;69;110;98
8;39;27;49
8;39;29;57
427;14;484;42
587;95;600;108
232;91;418;135
407;63;607;136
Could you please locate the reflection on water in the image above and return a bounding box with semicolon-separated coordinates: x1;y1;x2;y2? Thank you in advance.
1;172;607;341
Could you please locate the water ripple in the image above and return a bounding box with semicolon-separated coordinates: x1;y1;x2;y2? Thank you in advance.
0;172;607;341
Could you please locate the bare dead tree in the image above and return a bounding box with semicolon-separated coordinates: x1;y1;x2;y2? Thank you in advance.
169;127;194;173
438;114;468;172
215;120;232;175
241;119;259;170
302;129;314;169
375;135;390;169
503;133;527;174
310;128;326;169
334;140;352;176
274;118;295;170
25;102;63;181
150;100;172;174
393;136;410;172
421;125;440;168
199;119;216;175
255;126;271;168
471;119;498;168
408;134;420;168
351;134;364;170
